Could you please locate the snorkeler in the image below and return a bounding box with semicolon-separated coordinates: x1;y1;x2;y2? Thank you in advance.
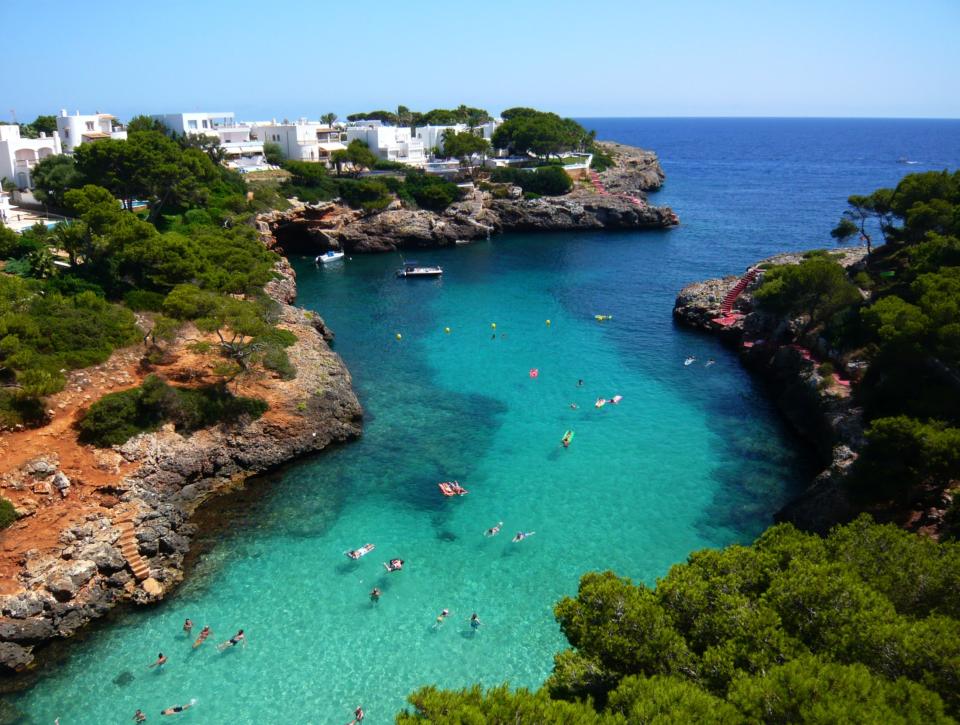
483;521;503;537
217;629;245;651
512;531;535;542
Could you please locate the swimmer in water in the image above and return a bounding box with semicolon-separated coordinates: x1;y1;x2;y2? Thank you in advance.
134;710;146;722
370;587;381;603
182;618;193;635
148;652;167;669
161;700;195;716
512;531;535;542
470;613;482;629
192;626;211;649
217;629;245;651
577;379;584;387
569;402;578;409
484;521;503;537
706;358;716;367
434;609;450;628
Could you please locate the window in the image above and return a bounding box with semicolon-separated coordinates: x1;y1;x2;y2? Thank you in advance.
202;120;209;129
85;121;94;131
188;120;198;130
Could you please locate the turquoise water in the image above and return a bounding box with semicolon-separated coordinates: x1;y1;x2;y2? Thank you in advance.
15;118;960;723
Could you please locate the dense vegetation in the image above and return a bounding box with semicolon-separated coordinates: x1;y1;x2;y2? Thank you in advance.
753;170;960;514
490;166;573;196
280;159;463;213
492;108;594;158
399;516;960;723
77;374;267;447
346;104;493;128
0;121;300;431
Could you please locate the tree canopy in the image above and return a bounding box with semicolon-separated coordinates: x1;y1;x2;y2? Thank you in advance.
492;110;593;157
399;516;960;723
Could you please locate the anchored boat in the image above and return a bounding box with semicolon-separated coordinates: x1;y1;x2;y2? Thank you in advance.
396;261;443;278
316;250;345;264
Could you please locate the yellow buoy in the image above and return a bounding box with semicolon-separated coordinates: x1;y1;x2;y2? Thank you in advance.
444;327;451;334
491;322;497;330
546;319;551;326
396;333;402;341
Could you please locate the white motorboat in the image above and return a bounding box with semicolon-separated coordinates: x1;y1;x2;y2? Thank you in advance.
396;261;443;278
316;250;345;264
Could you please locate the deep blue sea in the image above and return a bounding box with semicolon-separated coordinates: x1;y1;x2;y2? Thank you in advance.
12;119;960;724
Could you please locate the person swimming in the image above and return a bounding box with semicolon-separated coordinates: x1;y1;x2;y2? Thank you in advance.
470;613;482;629
684;356;696;366
483;521;503;537
384;559;404;572
192;626;211;649
706;358;716;367
569;402;578;409
352;705;365;723
148;652;167;669
512;531;535;542
370;587;382;603
161;699;195;716
434;609;450;627
134;709;146;722
217;629;245;651
577;379;584;387
182;619;193;635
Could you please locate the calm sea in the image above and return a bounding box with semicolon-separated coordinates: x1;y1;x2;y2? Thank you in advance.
11;118;960;724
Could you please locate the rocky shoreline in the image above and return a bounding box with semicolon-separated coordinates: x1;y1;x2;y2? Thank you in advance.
0;260;362;679
673;249;870;534
258;143;678;254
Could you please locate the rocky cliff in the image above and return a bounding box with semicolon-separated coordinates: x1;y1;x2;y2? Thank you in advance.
0;260;362;678
260;144;678;255
673;249;871;534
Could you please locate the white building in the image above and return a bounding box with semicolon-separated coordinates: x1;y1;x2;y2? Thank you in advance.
415;124;468;156
250;121;345;165
215;125;266;170
0;124;62;189
56;110;127;153
344;125;425;166
151;112;235;137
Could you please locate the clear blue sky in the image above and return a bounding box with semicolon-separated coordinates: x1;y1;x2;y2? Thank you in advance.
3;0;958;122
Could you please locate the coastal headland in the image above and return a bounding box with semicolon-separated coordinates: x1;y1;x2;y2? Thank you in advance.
260;142;678;254
674;247;954;538
0;260;362;678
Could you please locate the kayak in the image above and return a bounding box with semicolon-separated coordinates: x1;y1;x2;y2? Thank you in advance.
561;430;574;447
438;481;469;497
345;543;375;560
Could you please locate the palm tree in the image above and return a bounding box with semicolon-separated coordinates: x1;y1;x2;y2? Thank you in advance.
321;112;337;127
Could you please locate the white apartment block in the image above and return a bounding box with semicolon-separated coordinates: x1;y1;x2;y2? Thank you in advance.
415;124;468;156
56;110;127;153
0;124;62;189
345;125;425;166
151;112;235;137
251;121;345;164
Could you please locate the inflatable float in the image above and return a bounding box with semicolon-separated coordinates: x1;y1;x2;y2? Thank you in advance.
594;315;613;321
562;430;575;448
438;481;469;497
345;543;375;560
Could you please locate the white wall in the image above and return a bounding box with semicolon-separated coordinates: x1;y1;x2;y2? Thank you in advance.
0;125;62;189
151;112;234;137
57;110;123;153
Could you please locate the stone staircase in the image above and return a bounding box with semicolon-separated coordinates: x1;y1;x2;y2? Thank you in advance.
112;513;151;582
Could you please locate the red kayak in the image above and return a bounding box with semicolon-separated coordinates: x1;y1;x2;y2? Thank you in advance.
438;481;468;497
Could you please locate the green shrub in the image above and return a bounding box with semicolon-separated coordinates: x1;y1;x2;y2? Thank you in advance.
337;178;392;212
0;497;17;530
261;345;296;379
490;165;572;196
123;289;166;312
77;375;268;447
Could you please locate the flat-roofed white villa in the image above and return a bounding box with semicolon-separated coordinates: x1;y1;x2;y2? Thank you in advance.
250;120;345;165
345;124;426;166
151;112;266;171
56;110;127;153
0;124;62;189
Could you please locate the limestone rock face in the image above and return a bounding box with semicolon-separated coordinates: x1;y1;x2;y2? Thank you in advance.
594;141;666;194
0;256;363;677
